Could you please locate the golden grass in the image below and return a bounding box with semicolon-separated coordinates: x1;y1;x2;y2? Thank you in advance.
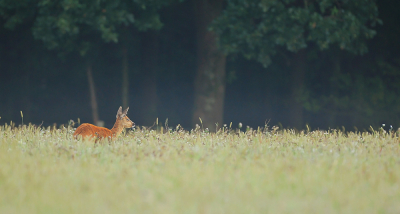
0;124;400;213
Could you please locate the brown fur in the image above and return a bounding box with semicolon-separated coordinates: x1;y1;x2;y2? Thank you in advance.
73;106;134;142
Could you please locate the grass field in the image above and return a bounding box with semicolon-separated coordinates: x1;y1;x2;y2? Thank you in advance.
0;123;400;213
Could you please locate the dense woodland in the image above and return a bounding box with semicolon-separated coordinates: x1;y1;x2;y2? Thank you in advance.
0;0;399;131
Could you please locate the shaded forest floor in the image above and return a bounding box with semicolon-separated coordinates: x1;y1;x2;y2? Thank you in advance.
1;124;400;213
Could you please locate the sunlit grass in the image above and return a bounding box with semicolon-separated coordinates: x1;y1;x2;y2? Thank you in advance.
1;123;400;213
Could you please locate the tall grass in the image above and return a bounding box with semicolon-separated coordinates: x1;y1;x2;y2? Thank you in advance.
0;123;399;213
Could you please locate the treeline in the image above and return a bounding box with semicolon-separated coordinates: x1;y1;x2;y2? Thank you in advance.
1;0;400;130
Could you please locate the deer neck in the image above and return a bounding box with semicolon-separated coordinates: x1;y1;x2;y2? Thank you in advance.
110;119;124;138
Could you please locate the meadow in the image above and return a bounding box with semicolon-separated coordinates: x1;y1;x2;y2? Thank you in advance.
0;123;399;213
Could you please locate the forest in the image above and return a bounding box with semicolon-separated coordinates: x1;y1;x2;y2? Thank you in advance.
1;0;399;131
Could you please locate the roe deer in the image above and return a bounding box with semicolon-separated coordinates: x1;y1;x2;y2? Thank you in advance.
73;106;134;141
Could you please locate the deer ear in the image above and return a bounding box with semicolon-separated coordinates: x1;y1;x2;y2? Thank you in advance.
120;107;129;118
122;107;129;116
116;106;123;119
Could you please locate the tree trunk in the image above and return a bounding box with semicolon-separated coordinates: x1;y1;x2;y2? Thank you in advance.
140;30;159;125
327;53;341;127
87;63;100;126
192;0;226;130
21;69;31;124
289;49;307;130
122;47;129;109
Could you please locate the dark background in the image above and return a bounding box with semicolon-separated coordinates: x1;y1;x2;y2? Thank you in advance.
1;0;399;131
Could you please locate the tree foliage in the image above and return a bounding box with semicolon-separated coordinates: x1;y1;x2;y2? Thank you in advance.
0;0;178;55
211;0;381;66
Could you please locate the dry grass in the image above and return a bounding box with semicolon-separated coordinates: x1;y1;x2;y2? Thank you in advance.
0;123;400;213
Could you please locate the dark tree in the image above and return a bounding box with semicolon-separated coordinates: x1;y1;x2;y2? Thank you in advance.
211;0;380;128
192;0;226;130
0;0;179;126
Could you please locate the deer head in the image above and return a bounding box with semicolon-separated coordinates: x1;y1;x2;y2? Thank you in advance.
116;106;134;128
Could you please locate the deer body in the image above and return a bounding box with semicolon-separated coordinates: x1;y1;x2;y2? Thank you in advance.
73;106;134;141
